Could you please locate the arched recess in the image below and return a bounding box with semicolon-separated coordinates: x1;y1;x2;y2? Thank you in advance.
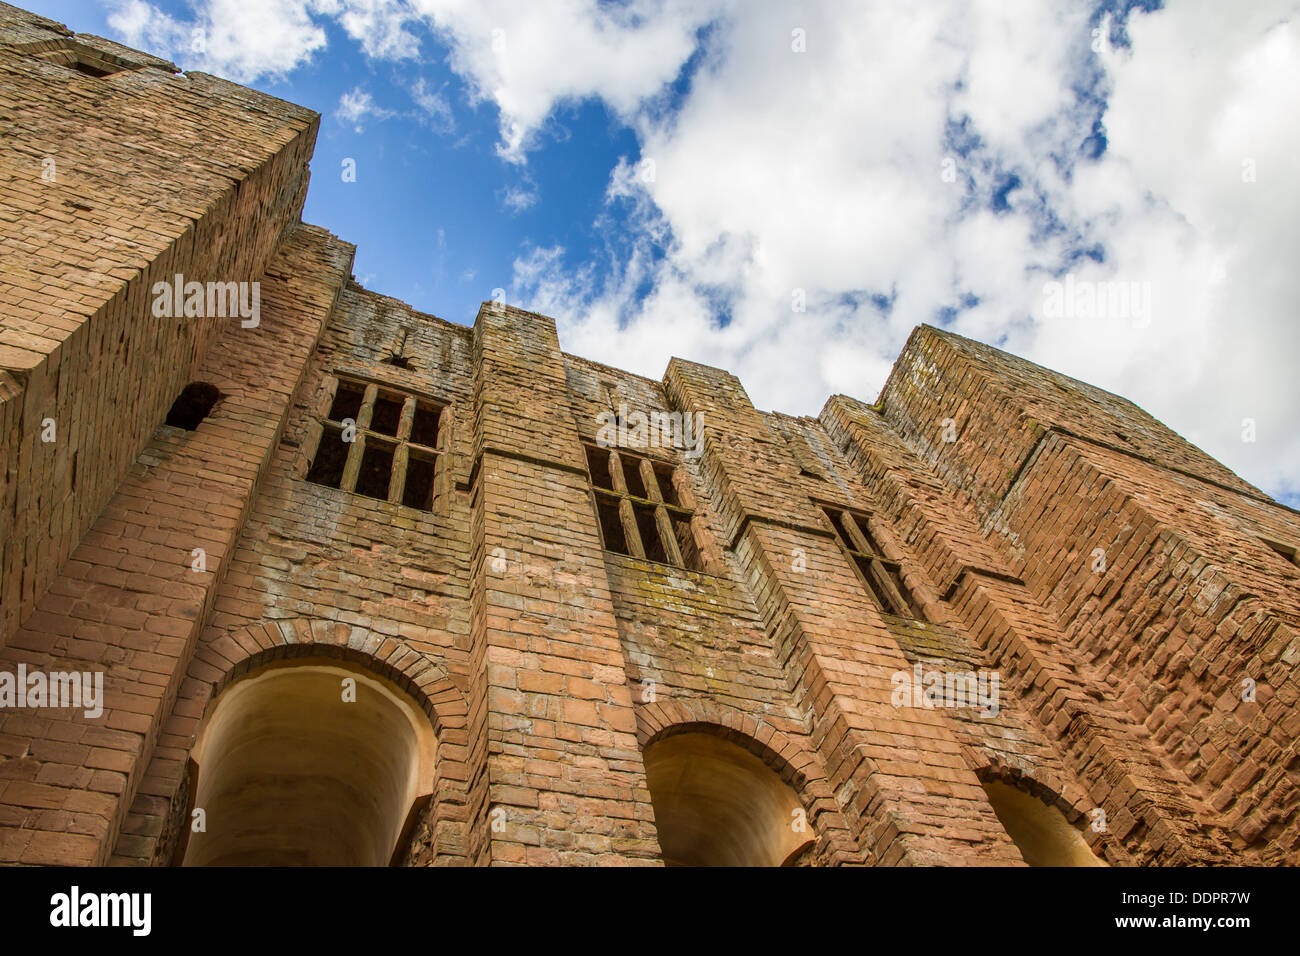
973;763;1109;867
636;699;864;865
170;619;470;866
181;656;436;866
644;732;810;866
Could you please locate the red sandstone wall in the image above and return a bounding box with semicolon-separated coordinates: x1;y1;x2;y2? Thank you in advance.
861;325;1300;862
0;2;319;647
2;2;1297;868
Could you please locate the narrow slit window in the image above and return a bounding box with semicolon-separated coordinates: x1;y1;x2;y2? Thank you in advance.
329;382;365;422
672;513;702;571
402;453;437;511
164;382;222;431
634;503;667;563
848;512;884;554
306;424;348;489
370;394;403;437
653;462;680;507
30;41;133;78
595;492;629;554
586;445;614;490
622;456;648;499
1261;537;1300;571
356;440;396;501
73;61;114;77
410;402;440;448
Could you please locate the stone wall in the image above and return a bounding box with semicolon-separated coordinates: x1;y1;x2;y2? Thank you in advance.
0;1;318;647
2;1;1298;867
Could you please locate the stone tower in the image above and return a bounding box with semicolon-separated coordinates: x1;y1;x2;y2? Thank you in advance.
2;2;1298;867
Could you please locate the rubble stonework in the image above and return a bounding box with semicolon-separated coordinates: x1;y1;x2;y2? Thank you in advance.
1;2;1298;866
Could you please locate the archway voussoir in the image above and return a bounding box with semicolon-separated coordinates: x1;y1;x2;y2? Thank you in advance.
251;623;280;650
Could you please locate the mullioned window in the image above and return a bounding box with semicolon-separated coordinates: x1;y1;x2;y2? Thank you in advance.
305;376;446;512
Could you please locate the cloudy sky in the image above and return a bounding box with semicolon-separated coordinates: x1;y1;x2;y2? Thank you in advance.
37;0;1300;506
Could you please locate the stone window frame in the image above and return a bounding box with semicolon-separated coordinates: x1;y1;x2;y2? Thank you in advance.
1260;536;1300;572
818;502;920;618
26;39;141;78
304;374;449;513
583;442;705;572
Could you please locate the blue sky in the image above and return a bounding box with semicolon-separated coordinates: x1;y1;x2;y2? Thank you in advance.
26;0;1300;506
36;0;649;323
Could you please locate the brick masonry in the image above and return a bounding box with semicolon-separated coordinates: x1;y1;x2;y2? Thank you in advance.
1;2;1298;866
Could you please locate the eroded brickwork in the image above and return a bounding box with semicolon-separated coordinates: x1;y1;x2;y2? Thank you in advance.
2;2;1298;867
0;1;318;649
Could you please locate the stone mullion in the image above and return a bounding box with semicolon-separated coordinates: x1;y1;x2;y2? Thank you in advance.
618;500;646;559
663;463;715;572
386;396;417;505
320;376;341;418
639;457;663;504
340;385;377;494
654;506;683;566
436;406;452;452
670;466;698;511
861;511;949;624
300;418;324;479
865;555;910;616
607;448;629;495
836;510;875;556
431;405;453;511
608;450;646;559
388;445;409;505
640;458;683;566
836;510;911;616
397;395;416;442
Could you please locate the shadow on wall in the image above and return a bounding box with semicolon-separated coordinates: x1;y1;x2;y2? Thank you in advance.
981;779;1106;867
643;732;813;866
178;658;436;866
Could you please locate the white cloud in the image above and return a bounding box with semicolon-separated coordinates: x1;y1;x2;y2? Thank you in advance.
501;184;538;213
108;0;332;80
1019;2;1300;501
102;0;1300;503
410;77;455;131
323;0;421;59
336;87;395;131
114;0;722;158
494;0;1300;503
409;0;727;162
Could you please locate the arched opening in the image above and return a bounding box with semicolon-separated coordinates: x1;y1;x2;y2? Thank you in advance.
643;732;811;866
181;657;436;866
164;381;222;430
980;780;1106;867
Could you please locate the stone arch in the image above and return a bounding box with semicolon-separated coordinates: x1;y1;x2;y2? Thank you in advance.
971;756;1118;866
177;619;470;866
182;657;436;865
636;698;863;865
